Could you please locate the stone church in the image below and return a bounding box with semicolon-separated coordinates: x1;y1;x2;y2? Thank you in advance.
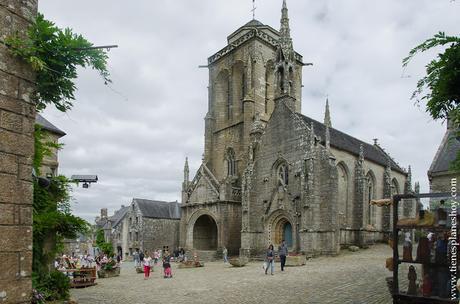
180;1;410;258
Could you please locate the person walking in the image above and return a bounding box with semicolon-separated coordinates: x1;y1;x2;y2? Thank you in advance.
278;240;288;272
133;250;140;268
139;250;145;265
143;251;152;280
222;246;228;263
265;244;275;275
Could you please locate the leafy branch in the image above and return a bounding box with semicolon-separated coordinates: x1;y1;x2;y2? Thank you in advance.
5;13;111;112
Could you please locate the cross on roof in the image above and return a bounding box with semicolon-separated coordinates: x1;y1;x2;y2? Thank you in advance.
251;0;257;20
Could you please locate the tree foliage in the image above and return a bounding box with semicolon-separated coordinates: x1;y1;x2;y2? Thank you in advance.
96;229;114;256
32;126;89;300
403;32;460;171
5;13;110;112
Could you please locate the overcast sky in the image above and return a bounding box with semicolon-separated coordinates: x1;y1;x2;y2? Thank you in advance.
39;0;458;222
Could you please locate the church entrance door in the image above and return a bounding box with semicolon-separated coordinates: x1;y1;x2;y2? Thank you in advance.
272;217;293;249
283;222;293;248
193;215;218;250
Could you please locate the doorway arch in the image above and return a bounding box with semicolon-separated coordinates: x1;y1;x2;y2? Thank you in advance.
267;211;295;250
193;214;218;250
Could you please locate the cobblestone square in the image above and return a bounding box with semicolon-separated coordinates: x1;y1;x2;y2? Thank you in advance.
72;244;393;304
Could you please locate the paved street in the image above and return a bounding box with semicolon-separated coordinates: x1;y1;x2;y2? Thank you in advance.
72;244;394;304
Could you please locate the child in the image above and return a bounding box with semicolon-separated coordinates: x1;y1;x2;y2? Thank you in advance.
163;251;172;278
143;251;152;280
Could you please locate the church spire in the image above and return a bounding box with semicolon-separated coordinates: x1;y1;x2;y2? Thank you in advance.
184;157;189;183
279;0;293;59
324;97;332;128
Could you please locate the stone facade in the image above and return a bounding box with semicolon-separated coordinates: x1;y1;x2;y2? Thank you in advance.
428;119;460;194
35;114;65;177
110;199;181;258
0;1;37;302
181;1;410;259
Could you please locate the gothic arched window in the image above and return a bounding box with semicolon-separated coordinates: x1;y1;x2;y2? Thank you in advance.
337;162;350;225
226;148;236;177
366;171;376;225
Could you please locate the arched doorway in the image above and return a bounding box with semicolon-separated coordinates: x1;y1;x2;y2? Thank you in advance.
272;217;293;249
193;215;218;250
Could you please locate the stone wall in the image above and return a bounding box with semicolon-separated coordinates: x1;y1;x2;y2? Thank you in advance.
430;172;459;194
0;1;37;303
142;218;180;253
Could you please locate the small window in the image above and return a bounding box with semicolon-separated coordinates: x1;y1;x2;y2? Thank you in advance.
226;148;236;177
135;232;139;241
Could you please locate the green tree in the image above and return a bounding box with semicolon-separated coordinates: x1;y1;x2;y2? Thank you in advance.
6;13;110;112
32;126;89;301
96;229;114;256
403;32;460;170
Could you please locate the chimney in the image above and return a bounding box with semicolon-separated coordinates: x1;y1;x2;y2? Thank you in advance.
101;208;108;218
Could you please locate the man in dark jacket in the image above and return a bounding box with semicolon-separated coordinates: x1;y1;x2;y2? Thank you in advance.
278;240;288;271
139;251;144;263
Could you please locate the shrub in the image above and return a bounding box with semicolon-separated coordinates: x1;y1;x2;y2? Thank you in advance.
33;271;71;301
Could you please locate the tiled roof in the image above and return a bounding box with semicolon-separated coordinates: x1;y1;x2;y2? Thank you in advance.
36;114;66;137
296;113;406;174
110;206;130;228
133;198;181;220
429;128;460;175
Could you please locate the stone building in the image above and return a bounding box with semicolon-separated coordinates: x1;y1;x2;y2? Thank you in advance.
110;198;181;258
180;1;410;258
35;114;66;177
0;1;37;303
428;119;460;194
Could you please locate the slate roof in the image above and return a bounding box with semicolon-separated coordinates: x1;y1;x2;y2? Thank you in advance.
133;198;181;220
428;128;460;175
36;114;66;137
296;113;406;174
243;19;264;27
110;206;130;228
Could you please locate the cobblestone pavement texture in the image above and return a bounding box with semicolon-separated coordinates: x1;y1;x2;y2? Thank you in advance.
72;244;394;304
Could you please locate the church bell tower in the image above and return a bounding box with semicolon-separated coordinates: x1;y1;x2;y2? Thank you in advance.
203;0;304;183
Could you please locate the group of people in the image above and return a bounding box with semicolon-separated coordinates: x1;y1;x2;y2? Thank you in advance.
133;249;174;279
54;251;96;270
264;240;288;275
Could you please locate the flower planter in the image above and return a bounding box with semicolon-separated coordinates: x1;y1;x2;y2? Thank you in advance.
178;261;204;269
229;256;249;267
97;267;120;278
285;255;306;266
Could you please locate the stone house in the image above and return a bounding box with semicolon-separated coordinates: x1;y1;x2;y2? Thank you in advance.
35;114;66;177
110;198;181;258
428;119;460;194
180;1;412;258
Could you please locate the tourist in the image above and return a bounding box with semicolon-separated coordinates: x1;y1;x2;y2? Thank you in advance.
265;244;275;275
143;251;152;280
179;247;185;262
163;251;173;278
222;246;228;263
139;250;145;265
278;240;288;271
133;250;140;267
